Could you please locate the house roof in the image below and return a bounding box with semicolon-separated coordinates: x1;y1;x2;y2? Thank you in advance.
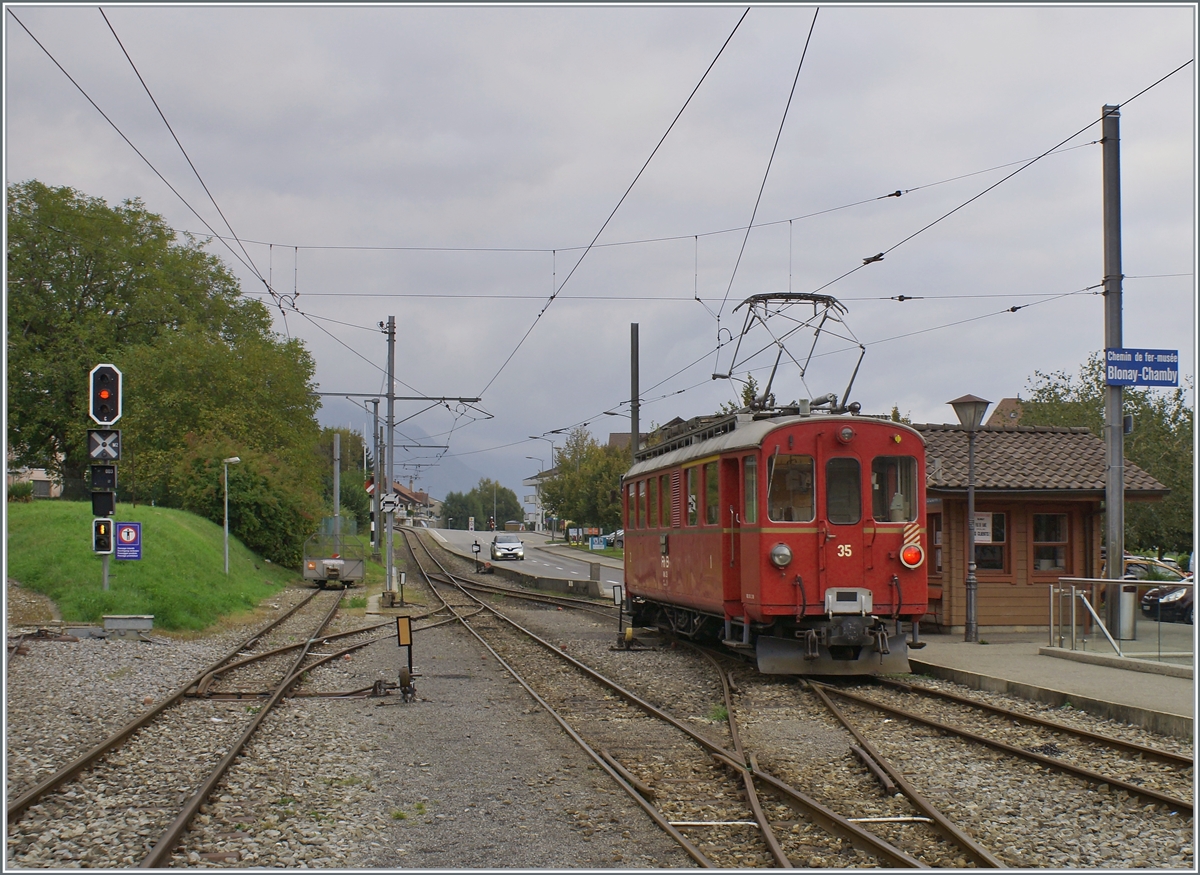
915;423;1168;496
391;481;431;506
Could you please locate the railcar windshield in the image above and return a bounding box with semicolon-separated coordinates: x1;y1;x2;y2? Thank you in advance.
871;456;918;522
826;458;861;524
767;454;814;522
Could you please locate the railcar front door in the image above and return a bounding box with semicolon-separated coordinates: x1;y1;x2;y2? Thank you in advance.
818;455;866;593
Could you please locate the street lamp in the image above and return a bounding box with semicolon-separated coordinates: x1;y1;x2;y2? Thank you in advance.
948;395;990;643
223;456;241;574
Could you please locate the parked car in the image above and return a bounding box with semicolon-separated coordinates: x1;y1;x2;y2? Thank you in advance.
1141;584;1194;625
1121;557;1190;583
490;533;524;561
603;529;625;549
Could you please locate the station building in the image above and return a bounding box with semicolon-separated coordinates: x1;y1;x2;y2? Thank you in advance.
917;422;1168;632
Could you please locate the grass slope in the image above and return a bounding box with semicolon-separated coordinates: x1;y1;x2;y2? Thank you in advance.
6;501;302;631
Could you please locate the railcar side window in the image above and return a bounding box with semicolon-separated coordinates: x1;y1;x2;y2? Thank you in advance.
825;458;861;525
767;454;814;522
686;467;698;526
743;456;758;524
871;456;918;522
627;483;635;529
648;477;658;528
704;461;719;525
664;474;675;527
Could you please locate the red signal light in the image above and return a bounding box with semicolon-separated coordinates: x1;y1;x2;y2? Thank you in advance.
99;389;111;399
900;544;924;569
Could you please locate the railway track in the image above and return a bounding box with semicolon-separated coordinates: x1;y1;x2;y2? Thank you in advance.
788;677;1193;868
4;587;380;867
406;528;932;867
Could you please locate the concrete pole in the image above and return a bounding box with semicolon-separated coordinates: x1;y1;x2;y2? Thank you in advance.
371;399;381;560
1102;105;1125;631
630;323;640;462
385;316;396;592
333;432;341;538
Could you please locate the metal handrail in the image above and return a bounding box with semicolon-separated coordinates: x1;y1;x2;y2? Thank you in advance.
1050;576;1194;661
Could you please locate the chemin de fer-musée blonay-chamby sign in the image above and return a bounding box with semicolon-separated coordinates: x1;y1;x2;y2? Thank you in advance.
1105;348;1179;388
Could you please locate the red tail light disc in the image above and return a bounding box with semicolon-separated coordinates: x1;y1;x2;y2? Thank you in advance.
900;544;924;569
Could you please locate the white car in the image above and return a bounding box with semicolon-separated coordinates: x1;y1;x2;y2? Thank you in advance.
490;533;524;561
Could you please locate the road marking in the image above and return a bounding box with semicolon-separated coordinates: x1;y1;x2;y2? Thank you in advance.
431;531;448;544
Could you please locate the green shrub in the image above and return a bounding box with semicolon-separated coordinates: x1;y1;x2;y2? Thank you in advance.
7;481;34;502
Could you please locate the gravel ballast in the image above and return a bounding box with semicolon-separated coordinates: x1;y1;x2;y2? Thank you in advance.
4;580;692;868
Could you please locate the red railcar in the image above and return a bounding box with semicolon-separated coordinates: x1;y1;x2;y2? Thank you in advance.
623;412;928;675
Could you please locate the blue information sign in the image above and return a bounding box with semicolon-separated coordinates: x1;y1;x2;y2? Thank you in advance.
114;522;142;560
1105;348;1180;387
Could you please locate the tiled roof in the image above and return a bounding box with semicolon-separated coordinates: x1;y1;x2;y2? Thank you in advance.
915;424;1167;495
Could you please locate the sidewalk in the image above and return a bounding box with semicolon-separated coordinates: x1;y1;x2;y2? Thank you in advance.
910;623;1194;739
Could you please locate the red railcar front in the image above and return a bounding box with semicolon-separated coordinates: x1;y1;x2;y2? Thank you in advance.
623;413;928;675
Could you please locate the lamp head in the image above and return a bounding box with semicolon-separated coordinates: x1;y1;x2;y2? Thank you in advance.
948;395;991;431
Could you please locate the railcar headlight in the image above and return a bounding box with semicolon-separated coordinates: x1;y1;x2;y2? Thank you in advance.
900;544;924;569
769;543;793;569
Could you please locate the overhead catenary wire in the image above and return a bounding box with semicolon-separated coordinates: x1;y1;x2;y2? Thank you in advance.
471;6;751;400
717;7;819;320
6;9;268;292
98;7;269;298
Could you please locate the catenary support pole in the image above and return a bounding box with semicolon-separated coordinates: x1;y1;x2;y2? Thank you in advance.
1102;105;1124;633
333;432;341;538
371;399;381;560
385;315;396;593
630;323;640;462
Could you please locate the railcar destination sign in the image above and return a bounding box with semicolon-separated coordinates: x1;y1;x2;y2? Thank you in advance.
1104;348;1179;388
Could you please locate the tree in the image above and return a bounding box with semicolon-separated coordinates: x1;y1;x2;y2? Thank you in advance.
317;427;371;530
1021;353;1193;556
7;180;327;566
541;427;627;531
7;180;276;495
717;374;760;414
440;479;522;529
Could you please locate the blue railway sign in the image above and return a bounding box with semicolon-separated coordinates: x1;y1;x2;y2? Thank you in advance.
1105;348;1179;388
115;522;142;560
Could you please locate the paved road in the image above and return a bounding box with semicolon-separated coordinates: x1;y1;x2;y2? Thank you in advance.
423;527;625;592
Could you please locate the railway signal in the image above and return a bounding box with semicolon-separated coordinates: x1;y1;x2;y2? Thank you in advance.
93;518;114;554
89;364;122;425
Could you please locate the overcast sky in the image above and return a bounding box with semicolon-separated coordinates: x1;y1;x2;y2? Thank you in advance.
5;3;1195;507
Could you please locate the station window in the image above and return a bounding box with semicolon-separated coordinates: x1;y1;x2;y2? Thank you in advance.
1032;513;1068;572
871;456;918;522
743;456;758;525
686;467;698;526
929;513;942;573
648;477;658;528
826;458;861;525
704;461;719;525
974;512;1006;570
767;454;814;522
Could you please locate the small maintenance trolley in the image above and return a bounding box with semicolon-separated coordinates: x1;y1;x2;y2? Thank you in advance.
302;519;366;588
